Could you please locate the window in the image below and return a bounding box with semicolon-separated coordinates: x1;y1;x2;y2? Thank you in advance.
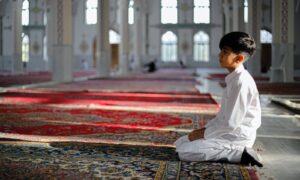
129;0;134;24
161;31;177;62
244;0;248;23
22;0;29;25
194;0;210;24
194;31;209;62
109;30;120;44
22;33;29;62
260;29;272;43
85;0;98;25
43;36;48;61
161;0;178;24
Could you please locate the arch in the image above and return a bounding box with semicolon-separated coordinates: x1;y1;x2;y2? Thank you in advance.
244;0;248;23
43;36;48;61
161;31;177;62
260;29;272;43
109;29;120;44
193;31;209;62
129;0;134;24
22;33;29;62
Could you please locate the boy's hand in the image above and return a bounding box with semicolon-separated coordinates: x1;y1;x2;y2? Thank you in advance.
188;128;205;141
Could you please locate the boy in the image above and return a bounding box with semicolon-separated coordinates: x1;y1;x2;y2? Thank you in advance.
175;32;263;167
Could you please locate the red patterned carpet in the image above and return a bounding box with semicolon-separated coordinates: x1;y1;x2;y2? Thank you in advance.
0;90;219;113
35;78;199;93
0;70;96;87
0;103;214;146
0;68;263;179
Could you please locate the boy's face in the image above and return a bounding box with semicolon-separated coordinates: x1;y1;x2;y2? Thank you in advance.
219;47;244;72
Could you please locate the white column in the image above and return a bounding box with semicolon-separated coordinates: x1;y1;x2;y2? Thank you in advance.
232;0;245;31
96;0;110;77
49;0;73;82
246;0;261;76
223;0;232;34
46;0;54;72
0;15;3;66
270;0;294;82
28;0;46;71
12;0;23;74
119;0;129;75
133;0;143;71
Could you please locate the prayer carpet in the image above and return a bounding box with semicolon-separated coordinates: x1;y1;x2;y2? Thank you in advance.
35;78;199;93
0;142;260;179
0;70;96;87
0;104;214;146
0;90;219;113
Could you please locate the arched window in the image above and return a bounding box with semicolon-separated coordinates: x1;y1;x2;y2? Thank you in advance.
129;0;134;24
22;33;29;62
109;30;120;44
22;0;29;25
260;29;272;43
43;36;48;61
194;31;209;62
244;0;248;23
194;0;210;24
161;0;177;24
161;31;177;62
85;0;98;25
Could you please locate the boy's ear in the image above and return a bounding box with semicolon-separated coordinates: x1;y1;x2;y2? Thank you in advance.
235;54;245;63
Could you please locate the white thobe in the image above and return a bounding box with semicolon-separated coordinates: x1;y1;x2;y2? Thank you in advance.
175;65;261;162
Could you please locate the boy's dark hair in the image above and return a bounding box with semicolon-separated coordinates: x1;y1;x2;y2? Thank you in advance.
219;31;256;56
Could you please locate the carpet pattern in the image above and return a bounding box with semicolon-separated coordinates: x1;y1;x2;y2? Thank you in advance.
0;104;214;146
0;142;259;179
35;79;199;93
0;90;219;113
0;70;96;87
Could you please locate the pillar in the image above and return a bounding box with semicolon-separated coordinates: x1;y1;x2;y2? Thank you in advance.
45;0;54;72
96;0;110;77
48;0;73;82
133;0;143;71
11;0;23;74
119;0;129;75
232;0;245;31
270;0;294;82
223;0;232;34
27;0;46;71
246;0;261;76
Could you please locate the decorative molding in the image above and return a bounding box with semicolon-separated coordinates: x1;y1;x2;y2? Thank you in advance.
281;0;288;43
252;0;258;39
153;23;220;29
57;0;63;44
32;41;40;54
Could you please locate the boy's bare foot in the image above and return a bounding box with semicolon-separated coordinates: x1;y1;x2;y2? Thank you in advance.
240;147;263;167
188;128;205;141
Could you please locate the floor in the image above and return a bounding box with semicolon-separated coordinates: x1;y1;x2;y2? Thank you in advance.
1;67;300;179
196;68;300;180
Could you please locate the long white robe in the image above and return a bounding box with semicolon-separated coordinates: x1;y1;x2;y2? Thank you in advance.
175;65;261;162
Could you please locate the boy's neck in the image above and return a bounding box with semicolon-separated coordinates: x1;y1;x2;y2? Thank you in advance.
227;64;242;73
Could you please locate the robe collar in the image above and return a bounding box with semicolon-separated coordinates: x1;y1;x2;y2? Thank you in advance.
225;65;245;85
